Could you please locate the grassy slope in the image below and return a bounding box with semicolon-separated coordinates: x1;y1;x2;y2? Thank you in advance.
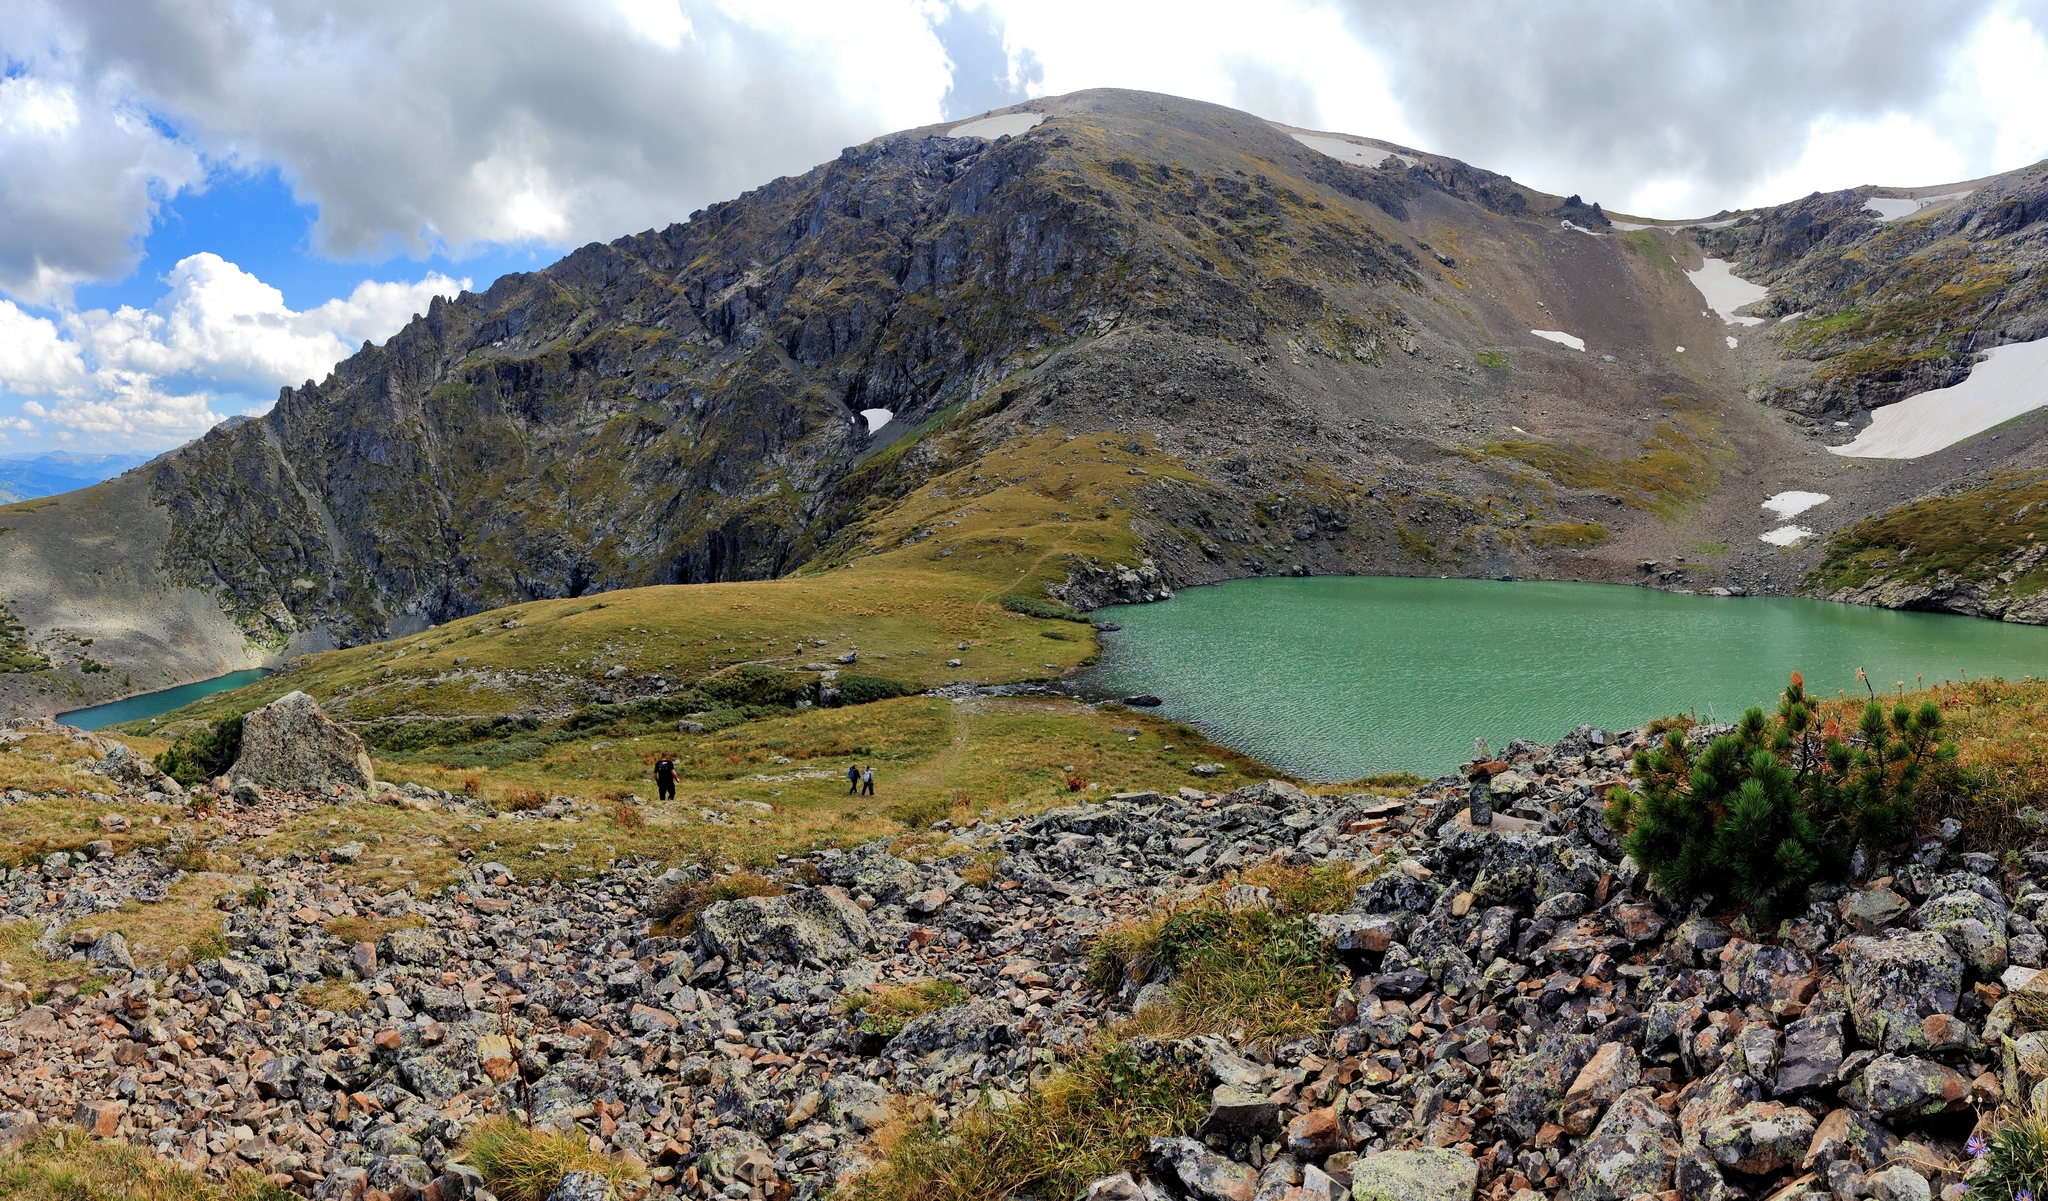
1809;469;2048;598
11;429;1261;898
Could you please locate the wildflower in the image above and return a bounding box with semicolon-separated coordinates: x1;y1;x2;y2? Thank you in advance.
1967;1132;1987;1158
2014;1187;2031;1201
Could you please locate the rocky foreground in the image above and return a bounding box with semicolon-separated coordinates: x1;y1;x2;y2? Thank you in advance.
0;710;2038;1201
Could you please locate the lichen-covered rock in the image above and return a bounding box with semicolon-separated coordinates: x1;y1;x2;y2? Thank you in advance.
545;1172;614;1201
1774;1009;1845;1095
1842;1054;1969;1124
231;690;374;791
1917;890;2007;978
1151;1135;1258;1201
697;1127;775;1188
1349;1148;1479;1201
1497;1030;1596;1141
1804;1107;1900;1172
1565;1087;1680;1201
694;885;872;966
1867;1166;1933;1201
1698;1100;1817;1175
1841;933;1963;1052
1561;1042;1641;1135
1720;939;1817;1006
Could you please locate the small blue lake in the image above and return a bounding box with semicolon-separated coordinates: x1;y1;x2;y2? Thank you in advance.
60;669;273;731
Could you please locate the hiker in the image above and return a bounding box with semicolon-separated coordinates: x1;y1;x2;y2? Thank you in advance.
847;764;861;795
861;766;875;796
654;753;676;801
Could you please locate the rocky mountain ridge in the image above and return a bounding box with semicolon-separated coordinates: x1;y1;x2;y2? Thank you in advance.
5;90;2048;715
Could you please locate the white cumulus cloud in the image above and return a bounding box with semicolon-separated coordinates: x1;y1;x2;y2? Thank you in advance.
0;254;465;444
68;254;466;394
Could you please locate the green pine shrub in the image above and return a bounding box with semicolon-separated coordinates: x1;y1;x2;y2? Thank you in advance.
1606;673;1955;922
838;674;914;705
1000;594;1089;622
153;712;244;787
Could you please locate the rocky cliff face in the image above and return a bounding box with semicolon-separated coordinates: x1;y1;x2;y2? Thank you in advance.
143;90;1434;650
1697;167;2048;420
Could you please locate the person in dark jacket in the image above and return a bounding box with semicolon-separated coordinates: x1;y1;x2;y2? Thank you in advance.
654;753;676;801
847;764;861;795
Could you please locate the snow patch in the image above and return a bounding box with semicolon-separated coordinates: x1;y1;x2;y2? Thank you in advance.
1676;346;1685;353
1760;526;1813;547
860;408;894;434
1725;336;1739;349
1685;259;1767;326
1866;190;1974;222
1560;219;1604;236
1291;133;1415;169
1829;337;2048;459
949;112;1044;140
1609;220;1651;231
1530;329;1585;351
1762;491;1828;520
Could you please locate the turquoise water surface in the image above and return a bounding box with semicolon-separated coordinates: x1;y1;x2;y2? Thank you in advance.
1083;577;2048;780
59;669;272;731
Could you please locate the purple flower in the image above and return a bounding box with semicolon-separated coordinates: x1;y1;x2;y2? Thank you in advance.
2015;1187;2031;1201
1968;1133;1988;1158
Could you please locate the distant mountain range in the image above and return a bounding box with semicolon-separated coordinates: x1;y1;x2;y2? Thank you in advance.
0;452;153;503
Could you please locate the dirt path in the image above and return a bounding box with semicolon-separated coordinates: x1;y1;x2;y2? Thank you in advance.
890;699;974;801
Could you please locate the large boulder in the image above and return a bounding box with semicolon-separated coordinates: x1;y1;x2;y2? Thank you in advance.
232;691;374;791
1774;1010;1846;1095
1840;933;1963;1053
694;886;872;967
1498;1031;1597;1141
1561;1042;1641;1135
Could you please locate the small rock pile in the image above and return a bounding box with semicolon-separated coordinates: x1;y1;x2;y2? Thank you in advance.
0;713;2035;1201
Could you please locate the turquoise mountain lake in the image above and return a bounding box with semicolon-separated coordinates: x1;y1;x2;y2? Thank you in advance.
1083;577;2048;781
59;669;272;731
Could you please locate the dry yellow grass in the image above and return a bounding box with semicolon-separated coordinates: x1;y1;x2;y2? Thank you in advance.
0;1125;292;1201
458;1116;643;1201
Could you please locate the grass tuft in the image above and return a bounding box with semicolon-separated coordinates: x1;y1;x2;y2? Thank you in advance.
299;981;370;1013
459;1116;643;1201
839;1039;1208;1201
845;979;967;1039
647;870;783;936
1087;862;1366;1049
1528;521;1611;549
1975;1104;2048;1201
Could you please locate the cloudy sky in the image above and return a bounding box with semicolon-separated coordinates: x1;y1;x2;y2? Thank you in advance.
3;0;2046;455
